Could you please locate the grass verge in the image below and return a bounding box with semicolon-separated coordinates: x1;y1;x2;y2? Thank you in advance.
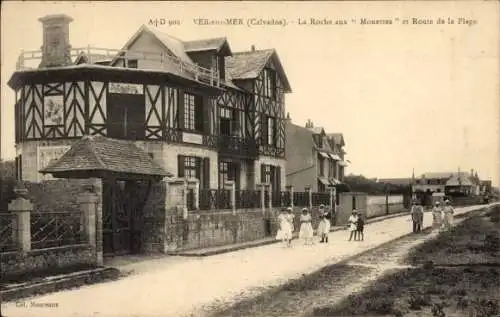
313;205;500;317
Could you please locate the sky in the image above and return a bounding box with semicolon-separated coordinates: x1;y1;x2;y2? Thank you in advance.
1;1;499;185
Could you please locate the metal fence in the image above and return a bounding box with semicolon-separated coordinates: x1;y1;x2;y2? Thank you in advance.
193;189;332;211
0;213;17;252
30;211;85;249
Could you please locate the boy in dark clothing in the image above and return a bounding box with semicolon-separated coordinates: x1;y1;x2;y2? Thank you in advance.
356;214;365;241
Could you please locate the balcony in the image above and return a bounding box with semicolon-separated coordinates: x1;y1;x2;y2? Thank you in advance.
218;135;258;159
15;46;221;88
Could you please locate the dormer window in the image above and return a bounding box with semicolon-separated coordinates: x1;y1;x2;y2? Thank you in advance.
127;59;138;69
212;55;220;77
263;68;276;99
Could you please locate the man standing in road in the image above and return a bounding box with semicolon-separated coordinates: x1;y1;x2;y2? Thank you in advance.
410;200;424;233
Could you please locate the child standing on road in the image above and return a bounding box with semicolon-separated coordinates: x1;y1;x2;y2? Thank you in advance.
348;210;359;241
317;214;331;243
356;213;365;241
276;208;293;247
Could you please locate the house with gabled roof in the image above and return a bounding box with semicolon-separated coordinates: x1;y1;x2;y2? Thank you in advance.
285;118;349;193
8;14;291;255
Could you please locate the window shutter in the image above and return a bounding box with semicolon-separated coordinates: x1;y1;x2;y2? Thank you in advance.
177;155;185;177
195;95;204;132
202;97;210;134
178;91;185;130
203;157;210;189
276;166;281;193
195;157;202;180
260;164;266;183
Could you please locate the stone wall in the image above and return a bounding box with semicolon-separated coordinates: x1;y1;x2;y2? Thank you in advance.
1;245;96;282
366;203;407;218
24;178;100;212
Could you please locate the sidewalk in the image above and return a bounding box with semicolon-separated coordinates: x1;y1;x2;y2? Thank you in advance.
1;204;491;317
168;210;410;256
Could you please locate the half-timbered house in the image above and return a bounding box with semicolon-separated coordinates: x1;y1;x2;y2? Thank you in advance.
7;14;291;255
9;14;291;193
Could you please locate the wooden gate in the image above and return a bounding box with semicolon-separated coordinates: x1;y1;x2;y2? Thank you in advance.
102;179;151;255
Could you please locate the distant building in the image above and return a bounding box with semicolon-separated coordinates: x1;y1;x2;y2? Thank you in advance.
285;118;348;192
413;169;482;198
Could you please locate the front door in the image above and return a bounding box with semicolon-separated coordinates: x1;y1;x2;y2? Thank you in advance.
102;179;149;255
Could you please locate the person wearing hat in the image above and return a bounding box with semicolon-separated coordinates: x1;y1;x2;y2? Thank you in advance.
410;200;425;233
276;207;294;247
431;201;443;232
299;208;314;245
348;210;359;241
442;200;454;231
317;213;331;243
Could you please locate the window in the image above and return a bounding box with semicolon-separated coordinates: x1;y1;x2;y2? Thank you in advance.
219;161;240;189
261;116;277;146
184;93;204;132
107;94;145;140
219;107;240;137
127;59;138;68
262;165;271;183
263;68;276;99
184;157;198;179
318;157;324;177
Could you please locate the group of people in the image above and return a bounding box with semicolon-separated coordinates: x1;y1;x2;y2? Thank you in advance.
276;204;365;246
275;205;333;246
410;199;455;233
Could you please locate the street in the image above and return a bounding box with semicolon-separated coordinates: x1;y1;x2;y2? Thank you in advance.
1;205;486;317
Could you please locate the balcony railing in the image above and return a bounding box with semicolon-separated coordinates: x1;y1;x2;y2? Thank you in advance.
15;46;221;88
218;136;258;159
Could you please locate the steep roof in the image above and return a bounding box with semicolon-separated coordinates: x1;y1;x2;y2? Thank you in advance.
110;25;194;66
446;174;474;186
184;37;231;54
420;172;467;179
327;133;345;146
308;126;325;135
226;49;292;92
40;135;171;179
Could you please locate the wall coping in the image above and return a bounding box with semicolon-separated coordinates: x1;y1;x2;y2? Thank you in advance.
1;244;92;260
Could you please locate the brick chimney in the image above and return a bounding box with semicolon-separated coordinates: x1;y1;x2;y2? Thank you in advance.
38;14;73;68
251;45;255;52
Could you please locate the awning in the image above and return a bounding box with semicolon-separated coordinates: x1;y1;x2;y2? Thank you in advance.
40;135;172;180
318;177;330;185
319;152;329;159
329;178;341;185
329;154;341;161
338;160;348;167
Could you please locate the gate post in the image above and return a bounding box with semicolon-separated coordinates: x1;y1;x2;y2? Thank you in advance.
78;185;102;266
286;185;294;209
9;187;33;252
224;180;236;215
257;184;266;214
305;186;312;209
268;184;273;211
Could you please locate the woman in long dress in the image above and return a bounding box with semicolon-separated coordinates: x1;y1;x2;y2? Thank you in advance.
442;200;454;231
276;207;293;247
431;201;443;231
299;208;314;245
348;210;359;241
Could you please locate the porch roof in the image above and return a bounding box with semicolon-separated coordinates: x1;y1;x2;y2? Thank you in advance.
40;135;172;180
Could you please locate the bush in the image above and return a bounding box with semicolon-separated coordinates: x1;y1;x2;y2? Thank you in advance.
408;294;432;310
484;233;500;254
365;297;395;314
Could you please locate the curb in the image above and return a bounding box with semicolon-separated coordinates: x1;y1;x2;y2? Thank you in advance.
169;211;411;257
1;267;121;302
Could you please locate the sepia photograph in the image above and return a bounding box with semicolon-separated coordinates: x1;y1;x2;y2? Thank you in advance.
0;1;499;317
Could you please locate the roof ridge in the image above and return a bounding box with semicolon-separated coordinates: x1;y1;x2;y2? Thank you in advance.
231;48;274;55
83;136;107;170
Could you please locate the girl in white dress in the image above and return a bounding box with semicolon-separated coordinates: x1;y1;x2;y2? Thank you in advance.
431;201;443;232
276;207;293;247
348;210;359;241
299;208;314;245
317;214;331;243
442;200;454;231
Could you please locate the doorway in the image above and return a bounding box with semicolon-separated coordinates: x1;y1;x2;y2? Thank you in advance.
102;179;151;255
